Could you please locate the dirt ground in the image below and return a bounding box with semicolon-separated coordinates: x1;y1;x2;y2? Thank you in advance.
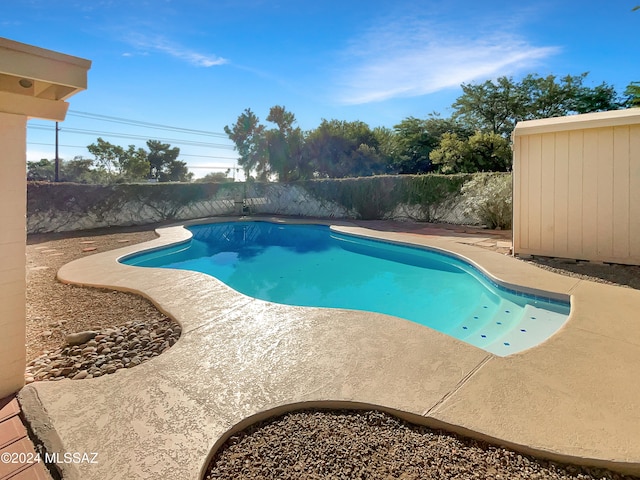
26;225;162;362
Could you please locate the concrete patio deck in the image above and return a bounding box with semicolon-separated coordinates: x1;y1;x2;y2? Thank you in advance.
18;217;640;479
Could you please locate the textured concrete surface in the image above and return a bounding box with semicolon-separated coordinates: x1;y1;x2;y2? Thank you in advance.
18;217;640;479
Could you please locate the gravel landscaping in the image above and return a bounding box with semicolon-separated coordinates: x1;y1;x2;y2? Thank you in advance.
206;410;636;480
26;222;640;480
26;225;164;364
25;319;181;382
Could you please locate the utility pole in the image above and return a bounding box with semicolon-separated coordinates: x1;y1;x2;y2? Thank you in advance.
54;121;60;182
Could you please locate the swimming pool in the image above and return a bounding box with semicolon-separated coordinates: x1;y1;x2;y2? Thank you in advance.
122;221;570;356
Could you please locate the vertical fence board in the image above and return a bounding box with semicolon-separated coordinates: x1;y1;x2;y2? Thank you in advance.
512;137;520;250
522;136;530;250
612;126;630;258
540;133;556;253
596;128;614;257
581;130;599;259
630;124;640;259
554;131;570;256
527;135;543;251
567;130;584;257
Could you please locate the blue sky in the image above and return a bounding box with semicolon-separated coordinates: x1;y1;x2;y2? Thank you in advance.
2;0;638;179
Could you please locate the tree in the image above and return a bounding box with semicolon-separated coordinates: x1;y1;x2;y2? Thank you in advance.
520;74;582;119
194;171;234;183
27;159;55;181
265;106;307;181
164;159;193;182
571;81;626;113
146;140;191;182
224;109;269;180
625;82;640;107
87;138;150;182
520;73;624;116
119;145;150;181
430;132;511;173
372;126;396;172
452;77;527;137
28;156;108;183
465;132;512;172
304;119;387;177
62;156;105;183
87;137;123;175
452;73;627;138
428;133;468;174
391;115;473;173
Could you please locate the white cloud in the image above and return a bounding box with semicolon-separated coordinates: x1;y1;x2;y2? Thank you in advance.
333;17;559;105
125;33;227;67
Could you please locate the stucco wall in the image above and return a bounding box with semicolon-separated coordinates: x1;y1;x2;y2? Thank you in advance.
513;109;640;265
0;112;27;398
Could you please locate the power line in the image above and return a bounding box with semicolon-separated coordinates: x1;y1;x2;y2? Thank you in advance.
186;165;238;170
28;125;235;149
180;153;238;160
27;142;239;161
67;110;230;138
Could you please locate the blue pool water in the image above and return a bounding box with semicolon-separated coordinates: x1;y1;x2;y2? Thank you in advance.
122;222;570;356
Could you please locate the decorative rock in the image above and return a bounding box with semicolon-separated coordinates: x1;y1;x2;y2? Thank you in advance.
66;331;98;346
27;317;181;381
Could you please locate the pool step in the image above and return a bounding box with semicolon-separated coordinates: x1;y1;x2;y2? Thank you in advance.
458;299;524;348
482;304;569;356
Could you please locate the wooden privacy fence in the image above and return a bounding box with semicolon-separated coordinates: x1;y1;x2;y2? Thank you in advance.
513;109;640;265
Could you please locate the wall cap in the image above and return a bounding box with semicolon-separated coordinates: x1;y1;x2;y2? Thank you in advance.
513;108;640;137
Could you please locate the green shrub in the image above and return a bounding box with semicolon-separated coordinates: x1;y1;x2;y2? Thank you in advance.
299;176;401;220
27;182;224;223
460;173;512;229
300;174;470;221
